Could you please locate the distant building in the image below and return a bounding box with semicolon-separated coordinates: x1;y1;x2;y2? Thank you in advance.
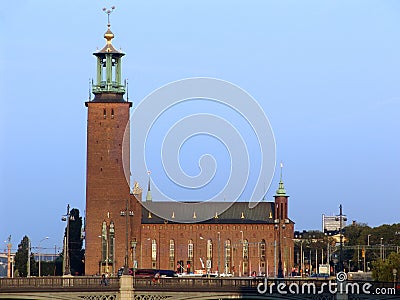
33;253;59;262
0;252;14;278
322;214;347;235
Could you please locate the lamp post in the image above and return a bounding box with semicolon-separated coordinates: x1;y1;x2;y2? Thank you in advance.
131;239;137;280
198;234;204;272
380;238;384;260
27;238;31;277
300;239;304;277
335;204;347;273
5;236;11;278
217;232;221;275
120;199;134;275
274;218;286;278
131;239;137;270
240;231;243;276
61;204;74;275
38;237;49;277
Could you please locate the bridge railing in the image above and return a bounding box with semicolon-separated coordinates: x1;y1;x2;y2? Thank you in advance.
133;277;331;291
0;276;119;291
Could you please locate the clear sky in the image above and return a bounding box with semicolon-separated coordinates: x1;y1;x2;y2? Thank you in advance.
1;1;399;253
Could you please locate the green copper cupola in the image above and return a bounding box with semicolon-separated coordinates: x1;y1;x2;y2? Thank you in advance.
92;21;126;100
275;162;287;196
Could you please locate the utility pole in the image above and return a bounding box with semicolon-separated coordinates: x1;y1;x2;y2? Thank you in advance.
62;204;74;275
27;238;31;277
6;236;11;278
217;232;221;275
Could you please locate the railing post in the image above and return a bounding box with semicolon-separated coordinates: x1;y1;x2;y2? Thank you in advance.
119;275;133;300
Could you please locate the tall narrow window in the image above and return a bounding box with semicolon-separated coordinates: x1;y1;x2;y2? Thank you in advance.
243;239;249;260
169;239;175;260
151;239;157;267
109;222;115;264
225;240;231;274
103;108;106;119
207;239;213;260
101;221;107;262
188;239;193;260
260;239;266;262
111;108;114;119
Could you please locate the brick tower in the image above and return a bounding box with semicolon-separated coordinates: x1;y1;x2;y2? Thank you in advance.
273;163;292;278
85;19;134;275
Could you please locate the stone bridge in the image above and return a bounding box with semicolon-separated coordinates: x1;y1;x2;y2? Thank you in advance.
0;276;398;300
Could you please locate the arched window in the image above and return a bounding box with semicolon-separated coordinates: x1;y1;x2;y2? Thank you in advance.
103;108;106;119
111;108;114;119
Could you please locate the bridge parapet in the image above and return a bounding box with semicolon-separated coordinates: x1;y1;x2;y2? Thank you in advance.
0;276;119;292
0;276;398;300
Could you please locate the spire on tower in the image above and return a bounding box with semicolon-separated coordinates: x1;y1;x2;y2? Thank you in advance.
146;171;152;202
275;161;287;196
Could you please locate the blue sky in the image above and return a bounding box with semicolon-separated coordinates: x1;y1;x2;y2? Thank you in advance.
1;1;399;252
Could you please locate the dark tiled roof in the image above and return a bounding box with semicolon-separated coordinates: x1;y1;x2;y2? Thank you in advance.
141;201;276;224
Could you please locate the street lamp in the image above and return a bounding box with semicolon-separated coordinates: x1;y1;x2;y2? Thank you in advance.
364;234;372;272
217;232;221;275
120;199;134;275
380;238;384;260
61;204;74;275
335;204;347;273
38;237;49;277
239;231;243;276
131;239;137;280
274;218;287;278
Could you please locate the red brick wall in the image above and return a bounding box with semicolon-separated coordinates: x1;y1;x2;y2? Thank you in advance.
85;102;133;275
138;222;294;276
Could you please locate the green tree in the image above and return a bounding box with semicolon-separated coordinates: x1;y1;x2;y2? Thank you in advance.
14;236;37;277
372;252;400;282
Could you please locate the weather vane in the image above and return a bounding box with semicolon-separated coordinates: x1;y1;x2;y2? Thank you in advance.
102;6;116;25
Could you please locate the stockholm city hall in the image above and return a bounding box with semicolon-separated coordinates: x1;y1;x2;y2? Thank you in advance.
84;17;294;277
